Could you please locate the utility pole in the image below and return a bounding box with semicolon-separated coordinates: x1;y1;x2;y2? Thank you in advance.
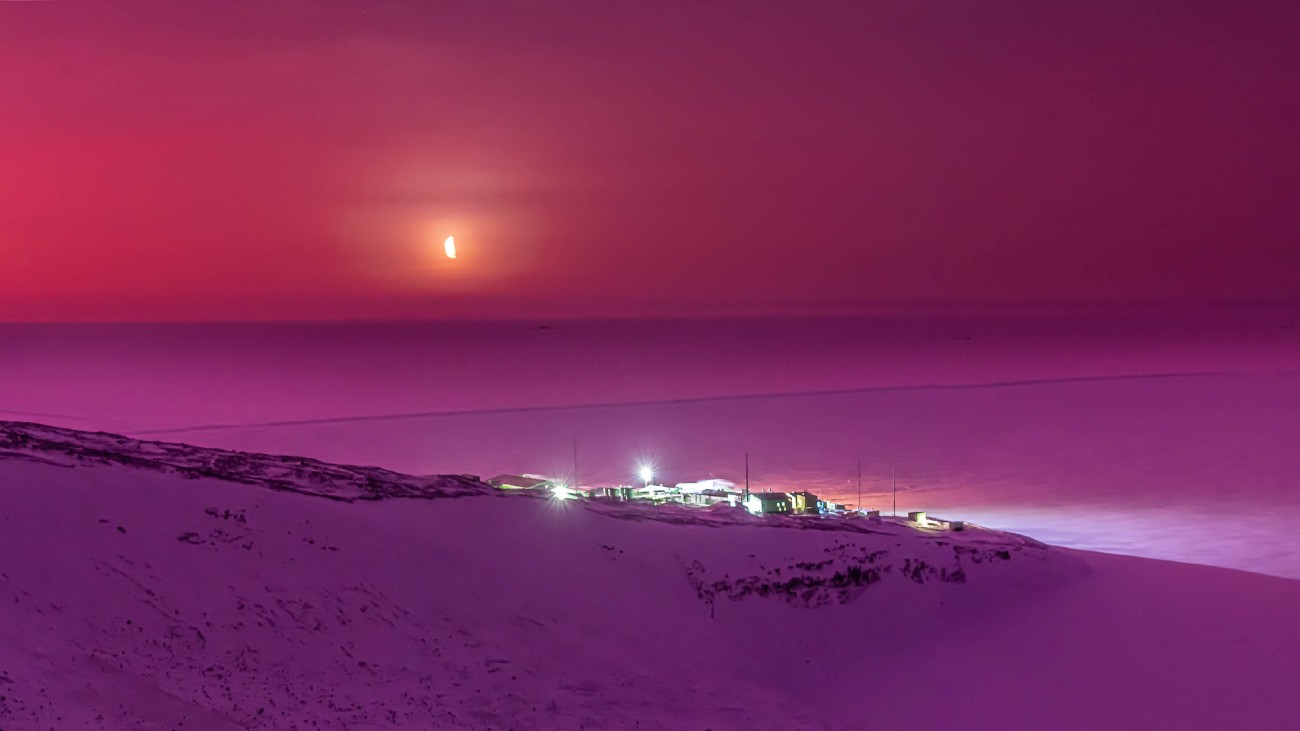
891;462;897;516
857;457;862;511
744;451;750;499
573;436;579;490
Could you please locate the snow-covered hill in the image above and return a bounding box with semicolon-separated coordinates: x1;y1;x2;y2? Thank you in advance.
0;422;487;502
1;422;1297;730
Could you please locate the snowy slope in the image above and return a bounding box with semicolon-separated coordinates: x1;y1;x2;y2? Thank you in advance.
0;422;487;502
1;422;1298;730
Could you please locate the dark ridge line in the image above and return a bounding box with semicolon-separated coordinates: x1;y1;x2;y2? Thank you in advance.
0;408;90;421
128;369;1291;437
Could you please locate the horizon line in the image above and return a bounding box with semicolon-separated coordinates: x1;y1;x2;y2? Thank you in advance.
126;368;1298;439
4;299;1300;326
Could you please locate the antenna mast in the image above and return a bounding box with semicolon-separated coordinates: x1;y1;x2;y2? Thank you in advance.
573;436;579;490
891;462;897;516
857;457;862;511
744;451;750;499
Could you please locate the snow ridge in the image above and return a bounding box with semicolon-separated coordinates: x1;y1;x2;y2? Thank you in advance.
0;421;489;502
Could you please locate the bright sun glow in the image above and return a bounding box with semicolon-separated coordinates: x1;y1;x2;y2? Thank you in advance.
638;465;654;484
444;236;456;259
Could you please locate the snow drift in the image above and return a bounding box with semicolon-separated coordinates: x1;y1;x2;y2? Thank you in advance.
1;422;1297;730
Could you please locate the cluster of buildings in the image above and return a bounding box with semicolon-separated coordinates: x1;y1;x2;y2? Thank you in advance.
487;474;852;516
487;472;966;531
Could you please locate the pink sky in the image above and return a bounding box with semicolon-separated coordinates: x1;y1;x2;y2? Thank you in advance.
2;0;1298;320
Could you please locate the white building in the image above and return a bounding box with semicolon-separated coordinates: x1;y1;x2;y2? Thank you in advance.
633;483;679;503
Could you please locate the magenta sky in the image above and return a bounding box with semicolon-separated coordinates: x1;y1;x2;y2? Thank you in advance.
2;0;1298;321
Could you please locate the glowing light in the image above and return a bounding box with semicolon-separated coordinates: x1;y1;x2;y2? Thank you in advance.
444;236;457;259
638;465;654;484
551;484;577;500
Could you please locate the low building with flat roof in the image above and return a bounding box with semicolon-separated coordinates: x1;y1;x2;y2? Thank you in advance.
787;491;820;514
683;489;740;507
745;492;792;515
633;484;679;504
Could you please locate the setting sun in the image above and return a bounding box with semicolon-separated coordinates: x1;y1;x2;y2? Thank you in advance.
444;236;457;259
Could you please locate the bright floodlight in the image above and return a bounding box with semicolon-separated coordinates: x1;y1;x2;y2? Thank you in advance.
638;465;653;484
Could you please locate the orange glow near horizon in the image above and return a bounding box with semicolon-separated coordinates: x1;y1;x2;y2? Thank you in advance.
3;2;1299;321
